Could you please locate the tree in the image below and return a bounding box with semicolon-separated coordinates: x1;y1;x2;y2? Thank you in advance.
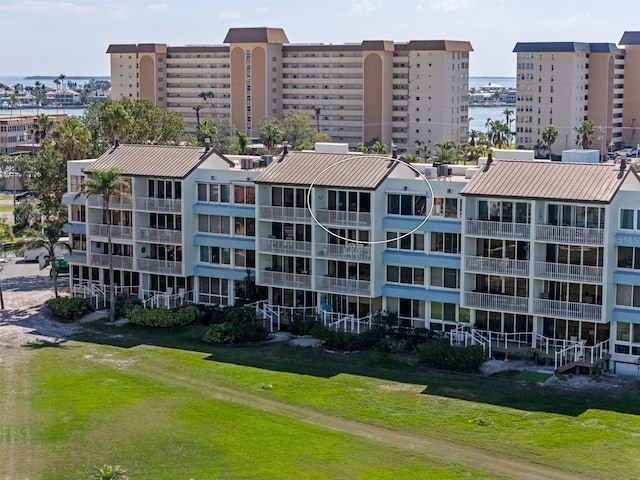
486;119;510;148
468;129;480;147
30;139;69;221
25;220;70;298
33;113;54;144
92;465;129;480
77;168;128;322
369;140;388;155
192;105;202;126
503;108;514;129
102;101;132;142
432;145;456;164
236;131;249;154
196;119;219;146
541;125;559;159
280;111;321;150
50;117;92;160
259;119;282;151
199;90;216;117
575;120;595;149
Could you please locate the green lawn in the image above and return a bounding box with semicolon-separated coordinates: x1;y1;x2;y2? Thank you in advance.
3;321;640;479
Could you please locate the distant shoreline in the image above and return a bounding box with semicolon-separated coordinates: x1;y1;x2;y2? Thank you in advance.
23;76;110;80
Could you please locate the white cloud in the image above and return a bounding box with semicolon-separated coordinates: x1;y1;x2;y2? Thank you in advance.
432;0;469;13
217;9;240;20
0;0;93;15
148;3;169;13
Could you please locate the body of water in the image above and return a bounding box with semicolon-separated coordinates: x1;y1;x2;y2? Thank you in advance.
0;75;109;89
469;105;513;132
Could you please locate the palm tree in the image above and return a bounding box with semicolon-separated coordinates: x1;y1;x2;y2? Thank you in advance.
575;120;595;149
103;102;132;142
34;114;54;143
26;221;70;298
541;125;559;159
236;131;249;154
92;464;129;480
486;119;510;148
198;90;216;117
432;145;455;164
77;169;128;322
192;105;202;126
53;77;61;114
503;108;514;129
51;118;91;160
58;74;66;114
369;140;388;154
196;119;218;147
468;129;480;147
259;121;282;151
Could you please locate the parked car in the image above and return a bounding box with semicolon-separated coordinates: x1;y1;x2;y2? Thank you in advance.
15;190;36;201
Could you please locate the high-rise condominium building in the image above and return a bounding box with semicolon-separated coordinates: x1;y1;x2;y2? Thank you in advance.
513;31;640;157
107;27;472;154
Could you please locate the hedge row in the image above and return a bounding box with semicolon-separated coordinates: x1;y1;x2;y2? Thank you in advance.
127;305;196;327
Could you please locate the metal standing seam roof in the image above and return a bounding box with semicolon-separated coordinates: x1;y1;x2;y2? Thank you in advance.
460;160;638;203
254;152;399;189
85;144;231;178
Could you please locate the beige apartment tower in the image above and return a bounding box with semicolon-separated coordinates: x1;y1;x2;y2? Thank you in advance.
107;27;472;153
514;32;640;157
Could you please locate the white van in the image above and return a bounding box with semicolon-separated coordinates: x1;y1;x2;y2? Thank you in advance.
23;237;70;262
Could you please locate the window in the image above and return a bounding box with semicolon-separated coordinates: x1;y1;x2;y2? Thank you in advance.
387;194;427;216
386;232;424;251
198;214;231;234
620;209;634;229
197;183;230;203
616;285;640;307
386;265;424;285
431;301;456;322
432;197;458;218
235;249;256;268
149;179;181;199
234;217;255;237
198;277;228;305
617;247;640;269
200;246;231;265
431;267;459;288
430;232;460;254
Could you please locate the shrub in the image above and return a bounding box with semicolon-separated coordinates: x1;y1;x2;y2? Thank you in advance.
375;337;411;354
416;338;485;372
288;314;318;336
114;295;136;318
196;304;227;325
127;305;196;327
204;306;269;344
47;297;89;322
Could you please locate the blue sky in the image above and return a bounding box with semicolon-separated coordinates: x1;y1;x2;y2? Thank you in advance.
0;0;638;77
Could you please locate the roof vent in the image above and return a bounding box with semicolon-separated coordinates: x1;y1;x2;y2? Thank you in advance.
114;135;120;148
620;156;626;172
204;137;211;153
283;140;289;155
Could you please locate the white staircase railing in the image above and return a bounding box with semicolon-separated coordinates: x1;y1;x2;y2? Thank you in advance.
449;325;492;357
554;339;610;371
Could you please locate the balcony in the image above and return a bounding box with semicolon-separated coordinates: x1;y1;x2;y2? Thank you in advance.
315;276;371;295
533;298;602;321
87;196;132;209
534;261;603;283
89;253;134;270
136;258;183;275
316;242;371;261
135;197;182;213
88;223;133;240
137;227;182;244
259;270;312;289
465;256;529;276
464;291;529;313
466;220;530;239
259;238;312;256
535;225;604;245
259;206;311;222
315;209;371;227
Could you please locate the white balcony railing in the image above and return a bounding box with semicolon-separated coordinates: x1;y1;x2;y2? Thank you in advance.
88;223;133;240
316;242;371;261
136;258;183;275
534;261;603;283
464;291;529;313
533;298;602;321
87;196;132;209
259;206;311;222
466;220;530;239
315;276;371;295
135;197;182;213
89;253;134;270
259;270;312;289
258;238;312;256
464;256;529;276
315;209;371;227
137;227;182;244
535;225;604;245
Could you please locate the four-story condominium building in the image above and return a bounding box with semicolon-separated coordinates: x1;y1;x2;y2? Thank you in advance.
64;143;640;376
107;27;472;155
